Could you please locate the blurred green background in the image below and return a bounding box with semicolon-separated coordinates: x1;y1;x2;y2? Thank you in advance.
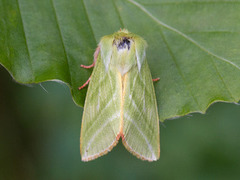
1;65;240;180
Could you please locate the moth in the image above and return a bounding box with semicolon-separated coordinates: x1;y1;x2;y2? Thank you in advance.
79;29;160;161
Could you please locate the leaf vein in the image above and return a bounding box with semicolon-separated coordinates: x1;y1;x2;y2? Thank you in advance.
159;28;201;109
210;56;235;100
82;0;97;44
16;0;34;81
126;0;240;71
51;0;72;85
112;0;125;28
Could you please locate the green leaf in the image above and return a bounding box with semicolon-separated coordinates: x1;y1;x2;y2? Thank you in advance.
0;0;240;122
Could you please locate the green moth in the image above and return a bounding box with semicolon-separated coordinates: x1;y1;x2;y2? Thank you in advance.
79;29;160;161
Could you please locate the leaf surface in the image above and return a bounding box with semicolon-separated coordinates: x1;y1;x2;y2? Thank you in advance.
1;0;240;121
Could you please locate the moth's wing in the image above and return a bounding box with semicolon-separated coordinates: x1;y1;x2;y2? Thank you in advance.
80;55;122;161
122;59;160;161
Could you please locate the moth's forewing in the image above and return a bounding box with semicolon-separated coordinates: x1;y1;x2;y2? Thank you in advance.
80;29;160;161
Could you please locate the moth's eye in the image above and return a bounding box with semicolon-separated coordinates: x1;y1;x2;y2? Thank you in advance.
117;37;131;50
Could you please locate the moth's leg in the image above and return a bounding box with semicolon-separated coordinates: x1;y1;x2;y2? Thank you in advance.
78;76;91;90
80;46;100;69
80;64;95;69
78;46;100;90
152;78;160;82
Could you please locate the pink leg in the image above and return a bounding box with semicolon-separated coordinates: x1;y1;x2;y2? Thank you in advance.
152;78;160;82
78;76;91;90
80;63;95;69
80;46;100;69
78;46;100;90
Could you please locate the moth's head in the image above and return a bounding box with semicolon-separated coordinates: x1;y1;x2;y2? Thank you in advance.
116;37;131;50
99;29;147;72
113;29;134;52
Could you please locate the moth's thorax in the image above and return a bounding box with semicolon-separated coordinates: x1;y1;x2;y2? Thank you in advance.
112;37;136;76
